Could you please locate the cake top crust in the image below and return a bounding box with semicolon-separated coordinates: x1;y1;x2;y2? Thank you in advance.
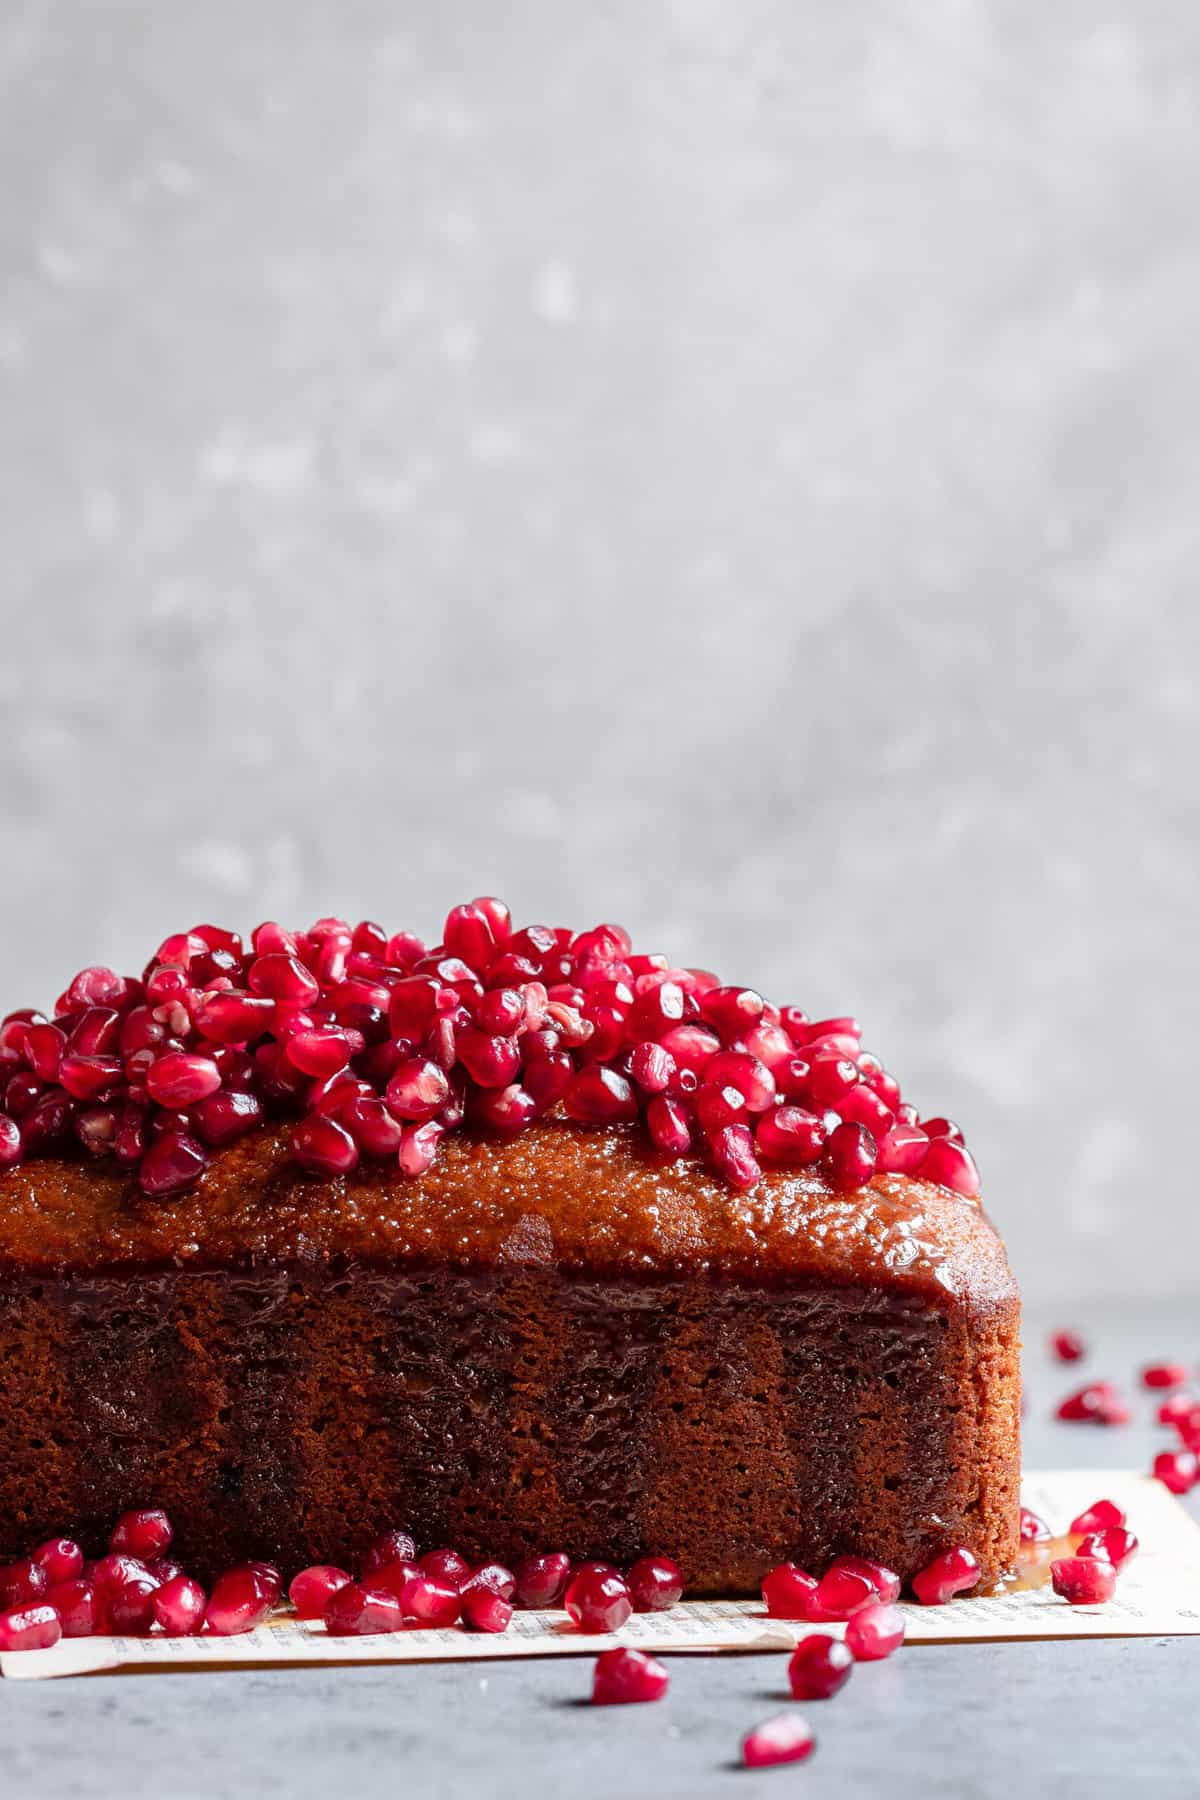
0;1121;1015;1310
0;902;984;1217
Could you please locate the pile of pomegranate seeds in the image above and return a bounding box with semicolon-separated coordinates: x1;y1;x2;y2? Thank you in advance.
0;902;980;1199
762;1553;905;1623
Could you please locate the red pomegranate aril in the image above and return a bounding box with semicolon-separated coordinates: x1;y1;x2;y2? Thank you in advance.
845;1602;906;1661
75;1105;117;1156
788;1633;853;1698
323;1582;405;1635
1052;1558;1116;1605
838;1082;895;1136
1057;1384;1130;1425
630;981;688;1038
742;1715;816;1770
812;1566;875;1620
1051;1329;1086;1362
397;1121;443;1177
106;1574;160;1634
824;1121;877;1193
153;1575;207;1636
0;1603;62;1652
245;1561;283;1603
564;1567;633;1633
826;1555;901;1606
705;1051;776;1113
462;1563;517;1603
1076;1527;1139;1568
292;1115;359;1176
193;1088;264;1146
659;1023;721;1074
402;1576;462;1627
24;1021;65;1081
627;1555;684;1612
206;1567;275;1635
362;1560;419;1604
147;1559;185;1584
754;1106;825;1166
248;954;320;1005
920;1116;963;1142
592;1646;670;1704
456;1028;521;1089
0;1114;21;1168
912;1546;980;1605
761;1564;818;1620
33;1538;84;1585
475;986;525;1036
1143;1362;1189;1389
192;990;275;1043
1158;1392;1197;1427
362;1530;418;1576
1020;1508;1051;1542
46;1579;98;1637
514;1553;572;1608
386;1057;451;1121
0;1557;49;1608
420;1549;470;1588
630;1040;675;1094
563;1066;639;1126
461;1588;513;1634
645;1093;692;1156
58;1053;123;1101
289;1565;353;1618
1069;1498;1125;1534
443;903;499;971
695;1081;747;1135
1153;1450;1199;1494
138;1132;209;1195
808;1053;860;1107
875;1123;929;1174
921;1136;981;1197
110;1509;173;1559
710;1122;761;1190
700;986;765;1038
285;1027;352;1078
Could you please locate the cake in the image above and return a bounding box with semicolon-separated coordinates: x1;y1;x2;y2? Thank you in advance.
0;904;1020;1592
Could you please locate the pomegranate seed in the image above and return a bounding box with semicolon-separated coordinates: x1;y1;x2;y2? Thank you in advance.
24;1021;65;1080
461;1589;513;1633
419;1549;470;1587
249;954;320;1004
705;1050;776;1113
145;1052;222;1106
443;903;499;970
1056;1383;1130;1425
1154;1450;1199;1494
397;1120;443;1177
591;1646;670;1704
755;1105;825;1165
1051;1558;1117;1605
514;1553;572;1608
1051;1329;1086;1362
110;1509;173;1559
788;1633;853;1698
401;1576;462;1626
824;1121;877;1192
153;1575;207;1635
106;1572;160;1634
630;1040;675;1094
920;1136;981;1197
246;1562;283;1603
292;1114;359;1175
812;1566;875;1619
461;1563;517;1603
323;1582;405;1635
193;1088;264;1145
1020;1508;1051;1542
58;1053;124;1101
838;1083;895;1136
626;1555;684;1612
563;1066;639;1125
0;1114;21;1168
646;1093;693;1155
0;1558;48;1608
742;1714;816;1770
139;1132;209;1195
285;1026;353;1078
1069;1499;1125;1534
1158;1392;1198;1427
808;1053;859;1106
192;990;274;1043
761;1564;818;1620
33;1538;84;1584
361;1532;418;1578
710;1122;761;1189
845;1602;906;1660
0;1604;62;1652
1143;1362;1189;1389
700;986;765;1038
205;1567;275;1635
911;1546;980;1605
1076;1527;1139;1568
875;1123;929;1174
564;1567;633;1633
63;966;127;1010
289;1566;353;1618
825;1555;901;1605
46;1579;98;1637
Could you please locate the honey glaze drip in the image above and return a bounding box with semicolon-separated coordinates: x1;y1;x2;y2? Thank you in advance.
995;1532;1080;1594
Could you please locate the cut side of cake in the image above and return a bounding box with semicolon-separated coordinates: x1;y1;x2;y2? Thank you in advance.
0;905;1020;1592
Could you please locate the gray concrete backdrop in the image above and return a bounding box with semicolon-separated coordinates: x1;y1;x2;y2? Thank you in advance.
1;2;1197;1303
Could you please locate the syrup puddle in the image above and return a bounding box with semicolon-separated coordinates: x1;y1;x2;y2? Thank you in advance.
994;1533;1079;1595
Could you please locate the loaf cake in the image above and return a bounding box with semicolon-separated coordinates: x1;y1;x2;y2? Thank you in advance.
0;905;1020;1591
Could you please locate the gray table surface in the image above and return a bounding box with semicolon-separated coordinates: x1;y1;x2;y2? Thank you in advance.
3;1303;1198;1799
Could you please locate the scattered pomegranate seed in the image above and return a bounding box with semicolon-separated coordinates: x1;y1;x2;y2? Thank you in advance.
0;1558;49;1609
46;1579;98;1637
845;1602;906;1661
105;1571;160;1634
811;1565;875;1620
1019;1508;1051;1543
1153;1450;1199;1495
761;1563;819;1620
787;1634;853;1699
824;1555;900;1606
1158;1392;1198;1428
564;1567;633;1633
205;1567;275;1635
920;1136;981;1197
396;1576;459;1627
1056;1383;1131;1425
591;1646;670;1704
153;1576;207;1636
32;1538;84;1584
109;1508;173;1559
1051;1558;1117;1605
1068;1499;1126;1535
824;1121;877;1193
419;1549;471;1588
323;1582;405;1635
1075;1527;1138;1568
461;1589;513;1633
0;1603;62;1652
742;1715;816;1770
514;1553;572;1608
1050;1329;1086;1362
461;1563;517;1603
289;1566;353;1618
361;1529;418;1576
911;1547;980;1605
626;1555;684;1612
1142;1362;1189;1390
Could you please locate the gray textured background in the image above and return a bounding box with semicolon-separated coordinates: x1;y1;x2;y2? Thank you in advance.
2;1;1197;1304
